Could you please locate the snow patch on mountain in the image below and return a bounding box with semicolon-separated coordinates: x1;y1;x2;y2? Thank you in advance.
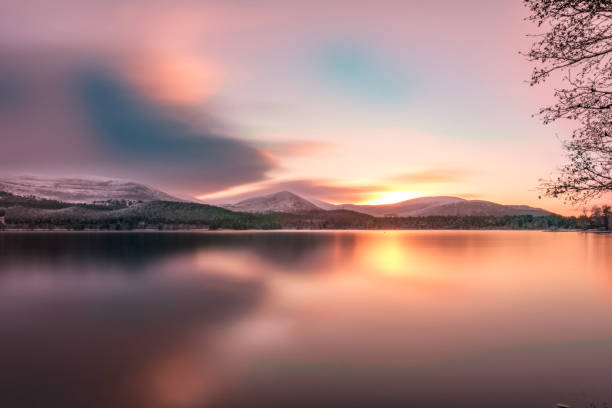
222;191;322;213
0;176;182;203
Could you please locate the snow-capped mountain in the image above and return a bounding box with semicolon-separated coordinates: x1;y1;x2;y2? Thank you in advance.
222;191;322;213
226;192;551;217
323;196;549;217
0;176;182;204
332;196;466;216
0;176;551;217
406;200;551;217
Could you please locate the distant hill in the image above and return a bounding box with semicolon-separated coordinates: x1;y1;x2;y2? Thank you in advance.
333;196;465;217
0;176;182;204
0;190;282;230
0;190;575;231
222;191;322;213
305;197;339;211
0;177;550;217
411;200;551;217
0;177;561;231
316;196;550;217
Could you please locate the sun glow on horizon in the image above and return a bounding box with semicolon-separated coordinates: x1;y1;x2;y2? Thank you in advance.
360;190;424;205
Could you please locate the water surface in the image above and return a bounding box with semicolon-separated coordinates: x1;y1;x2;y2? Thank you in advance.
1;231;612;408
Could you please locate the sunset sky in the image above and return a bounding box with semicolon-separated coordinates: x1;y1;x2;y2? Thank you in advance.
0;0;585;214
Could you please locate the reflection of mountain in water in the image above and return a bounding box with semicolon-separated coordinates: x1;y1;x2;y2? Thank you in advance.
0;232;358;273
0;231;360;408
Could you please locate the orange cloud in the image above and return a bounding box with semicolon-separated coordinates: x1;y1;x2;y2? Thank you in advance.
124;53;225;106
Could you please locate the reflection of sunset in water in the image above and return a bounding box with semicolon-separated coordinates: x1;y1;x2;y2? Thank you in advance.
192;250;264;281
1;231;612;408
363;233;410;277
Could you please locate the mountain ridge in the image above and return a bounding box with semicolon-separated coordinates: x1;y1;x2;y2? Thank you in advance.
0;176;552;217
0;189;575;231
222;191;322;213
231;192;551;217
0;176;183;204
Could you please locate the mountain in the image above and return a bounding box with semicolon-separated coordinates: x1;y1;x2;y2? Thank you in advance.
222;191;322;213
0;176;551;219
231;192;551;217
0;190;572;231
408;200;550;217
0;190;283;229
0;176;182;204
332;196;465;217
332;196;550;217
305;197;339;211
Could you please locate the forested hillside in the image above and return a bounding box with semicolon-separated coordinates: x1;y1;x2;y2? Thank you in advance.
0;191;594;231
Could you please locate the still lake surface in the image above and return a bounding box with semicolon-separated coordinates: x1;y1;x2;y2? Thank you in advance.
1;231;612;408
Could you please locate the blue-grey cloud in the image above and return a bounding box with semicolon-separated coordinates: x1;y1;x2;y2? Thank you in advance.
0;53;274;195
78;69;274;192
318;43;409;103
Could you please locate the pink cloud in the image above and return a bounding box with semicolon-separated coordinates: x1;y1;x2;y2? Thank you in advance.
387;169;473;185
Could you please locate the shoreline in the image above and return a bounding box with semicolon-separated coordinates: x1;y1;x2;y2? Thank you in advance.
0;227;605;233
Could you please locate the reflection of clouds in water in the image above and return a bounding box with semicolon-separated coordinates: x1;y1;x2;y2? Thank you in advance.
0;232;358;408
2;232;612;408
192;250;266;281
585;234;612;299
214;232;346;272
0;271;264;408
0;52;273;194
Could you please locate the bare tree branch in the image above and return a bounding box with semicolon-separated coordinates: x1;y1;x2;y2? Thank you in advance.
525;0;612;204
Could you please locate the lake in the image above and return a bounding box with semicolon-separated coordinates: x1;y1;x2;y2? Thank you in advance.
1;231;611;408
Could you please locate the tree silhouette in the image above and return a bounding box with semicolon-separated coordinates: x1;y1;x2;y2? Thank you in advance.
524;0;612;203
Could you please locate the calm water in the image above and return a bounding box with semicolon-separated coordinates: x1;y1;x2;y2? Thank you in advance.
1;231;612;408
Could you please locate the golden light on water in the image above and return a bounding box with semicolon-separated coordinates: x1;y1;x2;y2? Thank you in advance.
362;234;411;277
374;241;407;276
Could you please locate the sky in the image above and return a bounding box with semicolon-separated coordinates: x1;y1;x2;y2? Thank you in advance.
0;0;591;214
